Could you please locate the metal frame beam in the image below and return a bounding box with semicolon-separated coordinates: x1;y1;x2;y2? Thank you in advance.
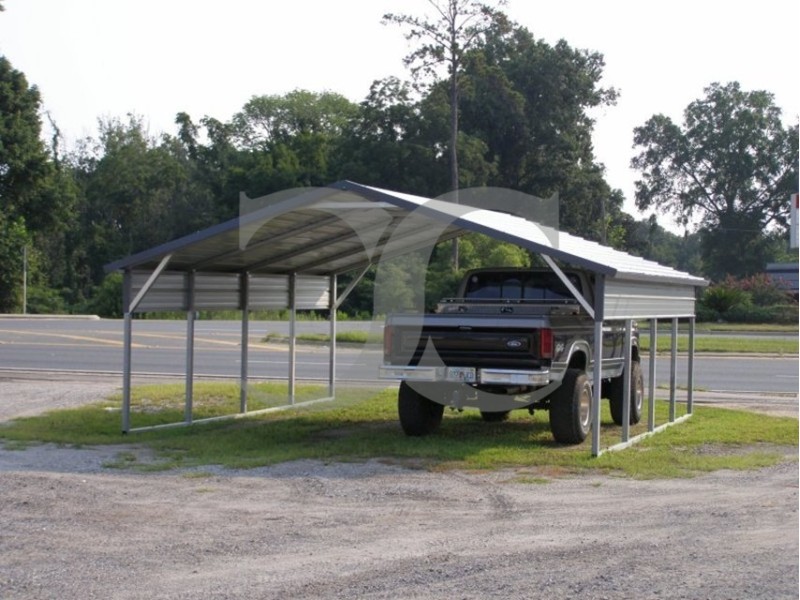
597;314;697;456
288;273;297;404
541;254;595;319
240;272;250;413
648;319;657;431
184;271;196;424
329;274;337;396
591;276;605;457
122;255;171;433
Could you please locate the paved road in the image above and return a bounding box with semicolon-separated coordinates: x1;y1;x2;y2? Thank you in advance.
0;318;797;396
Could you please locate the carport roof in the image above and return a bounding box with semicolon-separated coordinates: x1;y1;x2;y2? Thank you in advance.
105;180;707;287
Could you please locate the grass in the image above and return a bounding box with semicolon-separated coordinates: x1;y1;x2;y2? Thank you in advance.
0;383;796;479
263;329;799;354
639;334;798;354
644;321;798;334
263;331;383;345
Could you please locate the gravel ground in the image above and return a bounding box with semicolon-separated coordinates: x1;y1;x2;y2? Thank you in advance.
0;374;798;599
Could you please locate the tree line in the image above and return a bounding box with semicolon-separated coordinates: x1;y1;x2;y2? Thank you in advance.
0;6;797;316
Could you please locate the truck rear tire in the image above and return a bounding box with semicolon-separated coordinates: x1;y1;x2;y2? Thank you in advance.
398;382;444;436
549;369;592;444
609;361;644;426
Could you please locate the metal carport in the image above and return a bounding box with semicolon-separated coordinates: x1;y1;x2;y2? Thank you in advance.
105;180;707;455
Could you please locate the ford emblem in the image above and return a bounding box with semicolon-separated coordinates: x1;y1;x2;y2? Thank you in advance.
506;339;524;349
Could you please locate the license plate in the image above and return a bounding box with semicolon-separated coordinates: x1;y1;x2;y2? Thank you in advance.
446;367;476;382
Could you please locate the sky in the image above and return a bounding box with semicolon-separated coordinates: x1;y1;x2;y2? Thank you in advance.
0;0;797;230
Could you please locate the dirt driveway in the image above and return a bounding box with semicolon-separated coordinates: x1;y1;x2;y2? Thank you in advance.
0;374;797;599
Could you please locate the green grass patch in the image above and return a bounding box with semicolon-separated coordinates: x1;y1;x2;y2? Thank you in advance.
639;334;798;354
261;328;798;354
262;331;383;345
0;383;796;478
644;322;798;334
695;323;798;333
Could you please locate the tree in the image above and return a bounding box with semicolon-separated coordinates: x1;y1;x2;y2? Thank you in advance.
336;77;445;195
232;90;357;148
383;0;508;267
458;24;621;242
0;56;54;230
0;56;58;312
230;90;358;190
75;116;216;284
632;82;799;279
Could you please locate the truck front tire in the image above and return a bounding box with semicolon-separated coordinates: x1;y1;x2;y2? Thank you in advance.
398;382;444;436
549;369;592;444
609;361;644;426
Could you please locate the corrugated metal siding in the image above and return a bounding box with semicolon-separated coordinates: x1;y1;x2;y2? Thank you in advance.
193;273;240;310
131;271;187;312
295;275;330;309
131;271;330;312
249;275;289;309
604;279;697;319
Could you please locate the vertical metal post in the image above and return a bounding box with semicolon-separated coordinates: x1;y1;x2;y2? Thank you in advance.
669;317;678;422
240;273;249;414
119;259;170;432
687;316;695;414
329;274;337;397
591;320;604;457
122;311;133;433
185;272;195;424
648;319;657;432
288;273;296;404
591;275;605;457
121;270;133;433
622;319;633;441
22;245;27;315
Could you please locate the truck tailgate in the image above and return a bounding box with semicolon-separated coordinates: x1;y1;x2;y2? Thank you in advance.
385;313;550;370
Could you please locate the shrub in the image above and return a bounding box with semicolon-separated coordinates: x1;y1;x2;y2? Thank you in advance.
724;304;774;323
695;304;720;323
26;286;67;314
84;273;123;318
767;304;799;325
736;273;794;307
700;285;751;314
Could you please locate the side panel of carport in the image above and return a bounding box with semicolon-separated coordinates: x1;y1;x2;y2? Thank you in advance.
598;277;699;456
119;269;334;433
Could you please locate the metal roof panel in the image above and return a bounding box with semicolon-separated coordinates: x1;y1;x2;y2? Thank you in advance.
105;180;707;288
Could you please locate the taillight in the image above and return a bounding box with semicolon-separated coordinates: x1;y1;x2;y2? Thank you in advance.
539;328;553;359
383;325;393;359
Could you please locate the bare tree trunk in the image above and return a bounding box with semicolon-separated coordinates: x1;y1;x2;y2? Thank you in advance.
449;41;460;270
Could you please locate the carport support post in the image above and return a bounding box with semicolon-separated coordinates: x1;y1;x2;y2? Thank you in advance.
239;272;249;413
185;271;196;425
329;274;337;396
669;317;678;422
288;273;296;405
591;276;605;457
122;311;132;432
119;256;172;433
687;317;695;414
648;319;657;432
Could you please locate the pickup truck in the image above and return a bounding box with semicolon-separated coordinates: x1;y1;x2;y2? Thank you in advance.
379;267;644;444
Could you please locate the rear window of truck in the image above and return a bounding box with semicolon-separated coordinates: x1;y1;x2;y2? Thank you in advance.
464;272;581;301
